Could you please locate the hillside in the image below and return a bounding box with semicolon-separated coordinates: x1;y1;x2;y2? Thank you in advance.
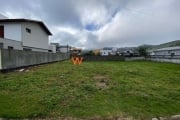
147;40;180;50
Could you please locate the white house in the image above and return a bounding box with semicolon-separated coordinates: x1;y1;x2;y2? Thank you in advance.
153;46;180;56
59;45;70;53
100;47;117;56
0;19;52;52
116;47;139;56
48;44;56;53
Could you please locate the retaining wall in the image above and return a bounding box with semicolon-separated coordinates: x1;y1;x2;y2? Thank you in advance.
125;57;145;61
147;55;180;64
147;58;180;64
82;56;146;61
82;56;125;61
0;49;70;70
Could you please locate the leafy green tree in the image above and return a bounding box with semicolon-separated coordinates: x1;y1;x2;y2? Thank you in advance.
138;45;148;57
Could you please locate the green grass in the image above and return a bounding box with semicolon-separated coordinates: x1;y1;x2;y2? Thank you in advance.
0;60;179;119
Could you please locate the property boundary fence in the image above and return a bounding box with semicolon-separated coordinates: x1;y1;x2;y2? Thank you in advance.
147;55;180;64
149;55;180;59
82;56;125;61
0;49;70;70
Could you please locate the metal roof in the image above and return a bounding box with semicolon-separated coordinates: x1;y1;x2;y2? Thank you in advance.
0;19;52;35
154;46;180;51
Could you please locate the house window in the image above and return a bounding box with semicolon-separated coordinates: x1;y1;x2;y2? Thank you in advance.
0;43;3;48
0;26;4;38
171;53;175;57
26;28;31;33
48;50;52;52
8;46;13;50
23;48;32;51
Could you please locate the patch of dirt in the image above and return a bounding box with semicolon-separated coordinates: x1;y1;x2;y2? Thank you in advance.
15;65;41;73
93;75;110;90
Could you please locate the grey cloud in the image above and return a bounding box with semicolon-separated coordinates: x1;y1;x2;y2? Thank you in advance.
0;0;40;17
51;32;78;46
40;0;82;28
96;0;180;47
0;0;180;49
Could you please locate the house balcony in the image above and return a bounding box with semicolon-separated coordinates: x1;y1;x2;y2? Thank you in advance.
0;37;23;50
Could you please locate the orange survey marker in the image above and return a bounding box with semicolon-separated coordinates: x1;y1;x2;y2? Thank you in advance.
71;57;83;65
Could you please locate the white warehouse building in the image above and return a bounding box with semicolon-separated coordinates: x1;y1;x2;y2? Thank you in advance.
100;47;117;56
153;46;180;56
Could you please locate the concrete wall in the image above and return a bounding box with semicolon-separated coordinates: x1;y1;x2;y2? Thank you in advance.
125;57;145;61
147;58;180;64
22;22;49;52
83;56;125;61
0;49;70;70
0;38;23;50
83;56;145;61
149;55;180;59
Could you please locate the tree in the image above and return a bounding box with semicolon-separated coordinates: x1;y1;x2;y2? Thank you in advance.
138;45;148;57
82;50;94;56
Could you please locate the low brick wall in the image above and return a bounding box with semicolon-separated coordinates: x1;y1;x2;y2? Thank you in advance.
0;49;70;70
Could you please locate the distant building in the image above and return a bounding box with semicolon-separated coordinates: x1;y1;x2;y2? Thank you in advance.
100;47;117;56
50;43;70;53
153;46;180;56
117;47;139;56
93;49;101;55
48;44;56;53
50;43;60;52
59;45;70;53
0;19;52;52
70;47;82;56
147;50;155;56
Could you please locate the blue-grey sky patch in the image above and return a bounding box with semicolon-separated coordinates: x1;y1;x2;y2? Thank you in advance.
85;23;100;31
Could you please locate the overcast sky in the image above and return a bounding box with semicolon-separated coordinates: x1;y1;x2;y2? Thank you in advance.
0;0;180;49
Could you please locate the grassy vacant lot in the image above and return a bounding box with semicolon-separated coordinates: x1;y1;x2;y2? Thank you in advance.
0;60;179;119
